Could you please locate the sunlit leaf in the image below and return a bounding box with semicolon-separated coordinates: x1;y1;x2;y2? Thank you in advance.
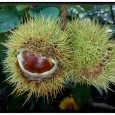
16;5;30;11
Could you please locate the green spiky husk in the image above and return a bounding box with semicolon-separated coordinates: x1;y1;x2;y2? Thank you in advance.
66;19;115;91
3;16;71;102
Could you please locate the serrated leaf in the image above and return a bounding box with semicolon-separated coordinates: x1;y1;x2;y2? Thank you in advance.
72;84;92;108
0;10;23;33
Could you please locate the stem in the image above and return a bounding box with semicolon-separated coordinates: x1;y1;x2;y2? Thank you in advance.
110;5;115;26
60;5;68;30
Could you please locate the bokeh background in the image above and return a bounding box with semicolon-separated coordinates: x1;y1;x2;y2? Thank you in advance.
0;3;115;112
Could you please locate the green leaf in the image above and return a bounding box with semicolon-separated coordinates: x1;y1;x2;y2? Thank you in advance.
0;44;7;60
0;33;8;60
78;5;94;12
32;4;49;12
0;9;23;33
0;33;9;80
7;91;33;111
0;60;8;88
28;6;59;20
0;5;16;11
7;95;25;111
28;10;38;19
39;96;53;111
72;84;92;108
41;7;59;19
16;5;30;11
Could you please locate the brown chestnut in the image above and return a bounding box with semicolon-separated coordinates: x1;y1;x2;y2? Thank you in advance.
23;51;52;73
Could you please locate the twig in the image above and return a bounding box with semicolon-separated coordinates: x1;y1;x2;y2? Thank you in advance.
60;5;68;31
91;102;115;110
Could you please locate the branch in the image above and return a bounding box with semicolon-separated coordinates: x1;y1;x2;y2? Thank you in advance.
91;102;115;110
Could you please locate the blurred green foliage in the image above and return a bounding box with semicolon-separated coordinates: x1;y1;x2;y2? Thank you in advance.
28;6;59;19
0;3;115;112
72;84;92;108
